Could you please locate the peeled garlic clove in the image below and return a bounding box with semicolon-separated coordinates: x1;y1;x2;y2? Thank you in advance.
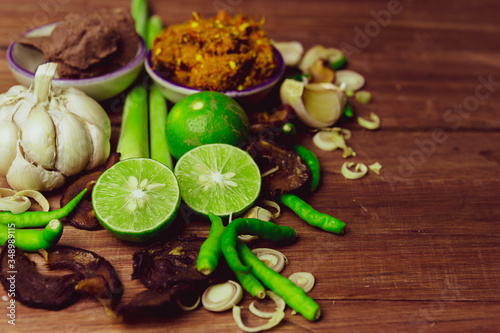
53;88;111;139
272;40;304;67
309;59;335;83
84;122;111;170
6;141;65;191
303;82;346;125
20;104;56;169
299;45;327;73
11;94;37;127
0;120;19;176
280;79;333;128
49;110;91;176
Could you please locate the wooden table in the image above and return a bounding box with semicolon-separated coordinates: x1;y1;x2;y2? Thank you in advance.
1;0;499;331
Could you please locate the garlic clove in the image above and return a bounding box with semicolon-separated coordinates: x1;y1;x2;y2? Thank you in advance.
84;121;111;170
271;40;304;67
303;82;346;125
6;141;65;192
299;45;327;73
53;88;111;139
0;120;19;176
309;59;335;83
11;93;38;127
280;78;333;128
20;104;56;169
49;110;91;176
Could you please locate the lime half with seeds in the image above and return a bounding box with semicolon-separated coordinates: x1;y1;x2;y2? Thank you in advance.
92;158;181;242
174;144;261;217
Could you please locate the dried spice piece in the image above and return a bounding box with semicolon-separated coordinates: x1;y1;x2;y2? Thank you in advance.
60;152;120;230
0;244;80;310
17;8;139;78
246;139;311;198
42;245;123;311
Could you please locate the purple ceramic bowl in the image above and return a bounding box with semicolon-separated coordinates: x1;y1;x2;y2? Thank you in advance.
7;21;147;101
145;46;285;105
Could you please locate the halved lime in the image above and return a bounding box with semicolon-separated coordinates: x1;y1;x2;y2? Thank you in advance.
174;144;261;217
92;158;181;242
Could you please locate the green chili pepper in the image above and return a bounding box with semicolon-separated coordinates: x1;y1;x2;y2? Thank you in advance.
197;213;225;275
282;123;296;136
294;144;320;192
221;218;296;274
0;188;87;228
279;193;346;235
344;100;354;118
0;219;63;252
237;241;321;321
233;269;266;299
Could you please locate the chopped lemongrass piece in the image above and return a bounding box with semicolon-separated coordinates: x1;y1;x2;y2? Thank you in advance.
345;90;354;97
368;162;383;175
341;162;368;180
261;166;279;178
289;272;315;293
13;189;49;212
260;200;281;219
233;305;285;333
355;90;372;104
251;248;288;273
202;280;243;312
358;112;381;130
326;48;347;70
313;130;356;158
335;70;365;91
0;195;30;214
176;296;200;311
249;291;286;319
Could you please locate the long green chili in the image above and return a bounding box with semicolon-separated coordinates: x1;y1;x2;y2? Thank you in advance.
279;193;346;235
0;219;63;252
238;241;321;321
0;188;87;228
197;213;225;275
294;144;320;192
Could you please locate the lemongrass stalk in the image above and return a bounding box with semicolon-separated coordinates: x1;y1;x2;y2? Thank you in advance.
131;0;148;42
149;84;172;168
147;15;163;50
117;86;149;160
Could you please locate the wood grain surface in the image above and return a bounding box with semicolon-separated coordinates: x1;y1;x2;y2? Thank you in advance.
0;0;499;332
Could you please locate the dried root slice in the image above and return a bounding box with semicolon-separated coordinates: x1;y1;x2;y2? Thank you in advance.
288;272;315;293
312;129;356;158
271;40;304;67
335;70;365;91
368;162;383;175
357;112;381;130
249;291;286;319
233;305;285;333
176;296;201;311
251;248;288;273
341;162;368;180
202;280;243;312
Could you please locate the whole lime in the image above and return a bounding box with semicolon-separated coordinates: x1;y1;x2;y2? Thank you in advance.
165;91;249;160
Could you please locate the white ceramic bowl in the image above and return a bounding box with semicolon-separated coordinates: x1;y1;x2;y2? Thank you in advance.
145;47;285;105
7;22;146;101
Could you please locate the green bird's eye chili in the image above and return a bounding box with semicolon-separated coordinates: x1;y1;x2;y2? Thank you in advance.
0;219;63;252
233;269;266;299
294;144;320;192
279;193;346;235
0;188;88;229
197;213;225;275
221;218;296;274
237;241;321;321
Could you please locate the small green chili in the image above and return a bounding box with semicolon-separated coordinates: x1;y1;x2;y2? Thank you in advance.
197;213;225;275
279;193;346;235
233;269;266;299
343;100;354;117
294;144;320;192
221;218;296;274
0;219;63;252
237;241;321;321
0;188;87;228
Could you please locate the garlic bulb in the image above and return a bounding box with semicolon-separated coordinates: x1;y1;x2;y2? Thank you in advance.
0;62;111;191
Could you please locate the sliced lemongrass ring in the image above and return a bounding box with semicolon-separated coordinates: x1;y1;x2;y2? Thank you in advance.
251;248;288;273
259;200;281;219
249;291;286;319
0;195;30;214
289;272;315;293
13;189;49;212
202;280;243;312
313;131;338;151
341;162;368;180
233;305;285;333
355;90;372;104
357;112;380;130
176;296;200;311
335;70;365;91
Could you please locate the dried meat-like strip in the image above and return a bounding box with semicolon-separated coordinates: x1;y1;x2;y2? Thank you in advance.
0;244;80;310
